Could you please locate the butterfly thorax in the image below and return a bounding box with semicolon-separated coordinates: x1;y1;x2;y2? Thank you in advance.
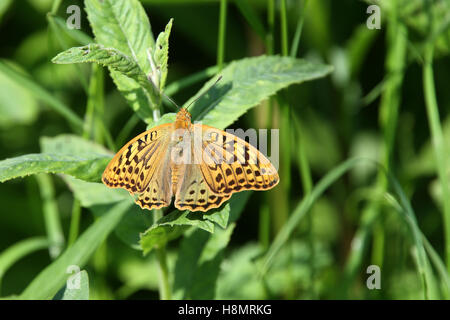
174;108;192;130
170;111;192;194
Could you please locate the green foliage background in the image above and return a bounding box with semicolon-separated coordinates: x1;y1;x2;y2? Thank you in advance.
0;0;450;300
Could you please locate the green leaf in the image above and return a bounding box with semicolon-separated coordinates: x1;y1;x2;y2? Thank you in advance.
139;210;217;255
53;270;89;300
85;0;157;123
217;243;266;299
0;154;109;183
147;112;176;129
173;224;235;299
140;188;250;255
0;64;39;128
153;18;173;91
113;205;154;250
0;134;112;184
155;210;215;233
40;134;151;250
186;55;333;129
172;228;209;299
0;295;20;300
52;44;154;96
20;200;131;299
40;134;127;211
91;203;153;250
0;237;49;280
188;224;235;299
60;176;153;250
171;193;250;299
140;224;188;255
0;0;13;22
116;254;166;298
203;204;230;229
63;177;129;207
40;134;112;157
228;190;252;223
139;205;230;255
47;14;92;46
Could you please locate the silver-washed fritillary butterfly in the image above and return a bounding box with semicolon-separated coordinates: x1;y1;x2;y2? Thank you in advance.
102;108;279;212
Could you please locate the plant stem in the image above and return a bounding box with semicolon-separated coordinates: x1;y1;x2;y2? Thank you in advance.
280;0;289;56
423;45;450;271
290;0;308;57
156;245;171;299
68;199;81;247
293;112;313;192
90;64;106;144
115;113;140;147
274;0;291;233
154;209;172;300
51;0;62;15
266;0;275;54
259;0;275;249
258;204;270;249
270;95;290;233
293;114;315;296
35;174;65;259
217;0;227;71
67;64;105;248
151;85;171;299
422;234;450;298
340;0;407;296
371;221;385;267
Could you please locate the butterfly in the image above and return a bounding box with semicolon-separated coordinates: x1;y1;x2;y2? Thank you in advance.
102;108;279;212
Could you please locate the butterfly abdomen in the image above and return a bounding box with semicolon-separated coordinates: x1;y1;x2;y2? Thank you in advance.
170;143;186;194
170;163;185;195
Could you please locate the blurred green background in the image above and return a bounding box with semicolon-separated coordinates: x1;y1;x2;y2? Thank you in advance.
1;0;450;300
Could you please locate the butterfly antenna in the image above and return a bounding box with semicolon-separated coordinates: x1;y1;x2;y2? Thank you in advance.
146;48;181;110
147;74;181;110
186;75;222;110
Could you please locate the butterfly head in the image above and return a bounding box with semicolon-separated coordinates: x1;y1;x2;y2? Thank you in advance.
174;108;192;129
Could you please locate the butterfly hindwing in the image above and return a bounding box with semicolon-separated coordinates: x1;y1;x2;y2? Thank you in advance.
135;148;173;210
174;163;231;212
197;125;279;195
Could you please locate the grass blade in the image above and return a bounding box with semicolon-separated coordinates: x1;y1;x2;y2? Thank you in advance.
261;157;436;299
423;45;450;271
261;158;361;275
0;61;83;131
20;200;131;299
0;237;49;284
35;174;65;259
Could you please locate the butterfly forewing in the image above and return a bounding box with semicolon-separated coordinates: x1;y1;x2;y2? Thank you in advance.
135;146;173;210
197;125;279;195
102;124;172;204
